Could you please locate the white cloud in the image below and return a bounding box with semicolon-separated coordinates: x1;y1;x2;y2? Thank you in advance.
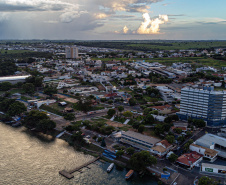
60;10;87;23
137;13;168;34
123;26;129;33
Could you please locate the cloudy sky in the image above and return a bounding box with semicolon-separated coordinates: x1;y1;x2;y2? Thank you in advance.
0;0;226;40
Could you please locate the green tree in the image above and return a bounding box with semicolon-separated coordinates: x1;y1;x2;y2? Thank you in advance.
44;86;57;96
168;153;178;163
123;111;133;118
116;150;124;157
142;114;154;125
36;119;56;133
138;124;145;133
22;110;49;129
183;139;193;152
173;128;182;134
101;137;106;147
74;98;92;112
8;101;27;116
71;131;85;145
166;135;175;144
0;82;13;91
64;113;75;121
193;119;206;128
107;109;116;117
132;121;141;130
129;151;157;172
0;98;16;112
117;106;124;116
164;116;172;123
129;98;136;106
22;83;35;95
126;147;135;155
198;176;218;185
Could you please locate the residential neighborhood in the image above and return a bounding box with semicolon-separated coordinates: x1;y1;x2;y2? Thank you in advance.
0;41;226;185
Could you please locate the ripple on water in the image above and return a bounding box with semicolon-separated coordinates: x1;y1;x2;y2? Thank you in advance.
0;123;157;185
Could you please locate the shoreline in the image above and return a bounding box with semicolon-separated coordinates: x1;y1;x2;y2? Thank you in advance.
0;121;160;184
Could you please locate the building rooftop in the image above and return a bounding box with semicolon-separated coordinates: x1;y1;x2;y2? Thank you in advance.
177;151;203;166
190;144;218;157
122;131;160;145
151;145;166;153
0;75;31;82
195;134;226;148
202;163;226;171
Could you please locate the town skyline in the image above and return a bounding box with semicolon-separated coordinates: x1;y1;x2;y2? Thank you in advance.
0;0;226;40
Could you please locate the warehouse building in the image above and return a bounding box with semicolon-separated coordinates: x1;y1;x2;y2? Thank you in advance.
120;131;160;151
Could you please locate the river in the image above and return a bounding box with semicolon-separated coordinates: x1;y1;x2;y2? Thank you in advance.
0;123;158;185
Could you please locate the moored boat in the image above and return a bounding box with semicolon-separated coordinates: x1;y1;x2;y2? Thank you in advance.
125;170;134;179
107;163;114;173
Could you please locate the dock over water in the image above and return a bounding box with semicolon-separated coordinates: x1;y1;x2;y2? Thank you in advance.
59;157;100;179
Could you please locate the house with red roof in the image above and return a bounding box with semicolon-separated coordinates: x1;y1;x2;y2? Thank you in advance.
150;140;173;157
151;104;172;114
177;151;203;169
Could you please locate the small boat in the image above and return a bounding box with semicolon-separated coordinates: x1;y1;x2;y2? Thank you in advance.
107;163;114;173
125;170;134;179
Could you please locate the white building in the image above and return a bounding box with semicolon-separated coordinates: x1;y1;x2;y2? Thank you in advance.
178;87;226;126
65;46;79;59
194;134;226;158
189;144;218;162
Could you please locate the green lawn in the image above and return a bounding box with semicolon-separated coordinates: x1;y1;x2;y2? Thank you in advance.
40;104;64;116
9;89;25;94
114;116;126;123
147;57;226;68
93;56;225;69
0;49;34;54
91;118;107;122
90;106;105;111
20;96;31;101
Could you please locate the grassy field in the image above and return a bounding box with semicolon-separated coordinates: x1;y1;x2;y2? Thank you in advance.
147;57;226;68
127;41;226;50
76;40;226;51
9;88;25;94
0;49;34;54
93;56;226;68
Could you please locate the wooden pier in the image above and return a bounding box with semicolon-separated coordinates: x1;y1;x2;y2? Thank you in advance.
59;157;100;179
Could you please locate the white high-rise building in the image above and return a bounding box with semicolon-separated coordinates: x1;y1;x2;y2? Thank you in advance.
178;87;226;126
65;46;78;59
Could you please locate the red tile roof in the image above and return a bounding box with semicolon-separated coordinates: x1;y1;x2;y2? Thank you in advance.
177;151;203;167
152;104;171;111
160;140;172;148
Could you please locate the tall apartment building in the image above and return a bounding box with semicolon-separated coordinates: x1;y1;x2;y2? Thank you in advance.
65;46;78;59
178;87;226;126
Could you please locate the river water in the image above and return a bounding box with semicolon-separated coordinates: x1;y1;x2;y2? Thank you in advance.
0;123;157;185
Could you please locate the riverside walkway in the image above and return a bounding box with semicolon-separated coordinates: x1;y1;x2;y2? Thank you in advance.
59;156;100;179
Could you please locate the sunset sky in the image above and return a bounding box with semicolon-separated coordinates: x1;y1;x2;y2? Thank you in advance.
0;0;226;40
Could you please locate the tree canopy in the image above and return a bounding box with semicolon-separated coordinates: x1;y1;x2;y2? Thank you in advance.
107;109;116;117
74;98;92;112
142;114;154;125
198;176;218;185
8;101;27;116
129;151;157;172
22;110;56;132
22;83;35;95
64;113;75;121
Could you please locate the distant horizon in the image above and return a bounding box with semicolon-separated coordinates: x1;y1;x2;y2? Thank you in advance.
0;0;225;40
1;39;226;42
